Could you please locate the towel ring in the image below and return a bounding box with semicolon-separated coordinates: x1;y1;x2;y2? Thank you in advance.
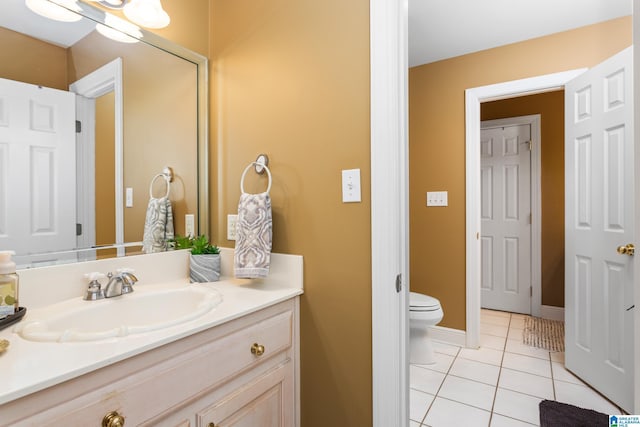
240;162;272;194
149;173;171;199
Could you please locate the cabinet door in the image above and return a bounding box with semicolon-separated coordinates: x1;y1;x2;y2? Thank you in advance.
197;362;293;427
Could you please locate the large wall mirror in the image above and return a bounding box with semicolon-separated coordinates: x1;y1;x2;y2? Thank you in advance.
0;0;208;268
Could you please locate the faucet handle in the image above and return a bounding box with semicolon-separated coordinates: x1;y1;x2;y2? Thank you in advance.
83;272;106;301
84;272;106;281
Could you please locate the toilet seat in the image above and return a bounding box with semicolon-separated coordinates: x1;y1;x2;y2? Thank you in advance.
410;292;441;312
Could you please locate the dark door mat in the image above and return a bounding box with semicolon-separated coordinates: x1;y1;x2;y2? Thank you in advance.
539;399;609;427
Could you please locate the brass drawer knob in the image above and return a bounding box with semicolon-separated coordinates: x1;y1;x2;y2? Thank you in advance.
102;411;125;427
251;342;265;356
208;423;218;427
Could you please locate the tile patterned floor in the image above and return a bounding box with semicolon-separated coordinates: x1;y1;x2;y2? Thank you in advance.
410;309;624;427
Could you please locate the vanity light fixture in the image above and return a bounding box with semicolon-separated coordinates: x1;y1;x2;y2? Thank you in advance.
86;0;170;29
25;0;82;22
25;0;169;30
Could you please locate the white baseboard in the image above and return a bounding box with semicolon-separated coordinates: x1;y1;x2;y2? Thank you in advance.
428;325;466;347
540;305;565;321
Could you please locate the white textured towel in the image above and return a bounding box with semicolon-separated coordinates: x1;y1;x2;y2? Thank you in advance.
142;197;174;253
234;192;272;278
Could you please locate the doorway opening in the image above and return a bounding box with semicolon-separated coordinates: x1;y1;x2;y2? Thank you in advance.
464;69;586;348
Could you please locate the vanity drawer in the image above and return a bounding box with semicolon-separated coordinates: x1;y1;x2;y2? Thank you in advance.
203;308;294;382
127;309;294;421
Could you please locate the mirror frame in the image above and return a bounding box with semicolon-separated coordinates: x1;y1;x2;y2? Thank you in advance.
51;0;209;247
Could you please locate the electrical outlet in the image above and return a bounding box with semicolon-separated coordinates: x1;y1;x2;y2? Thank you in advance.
227;214;238;240
185;214;195;237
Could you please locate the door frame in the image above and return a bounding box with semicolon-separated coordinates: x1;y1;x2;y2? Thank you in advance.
634;2;640;413
69;58;124;257
480;115;541;316
465;69;586;348
371;0;409;425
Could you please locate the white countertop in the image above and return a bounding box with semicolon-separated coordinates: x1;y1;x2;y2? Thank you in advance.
0;248;304;406
0;278;302;405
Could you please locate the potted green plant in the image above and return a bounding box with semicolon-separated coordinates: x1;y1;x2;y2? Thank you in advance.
171;235;221;283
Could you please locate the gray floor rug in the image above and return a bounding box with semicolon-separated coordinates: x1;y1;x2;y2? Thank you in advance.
539;399;608;427
523;316;565;352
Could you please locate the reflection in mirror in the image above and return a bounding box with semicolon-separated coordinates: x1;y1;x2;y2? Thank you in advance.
0;0;208;268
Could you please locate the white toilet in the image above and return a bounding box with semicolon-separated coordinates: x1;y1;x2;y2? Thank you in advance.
409;292;444;365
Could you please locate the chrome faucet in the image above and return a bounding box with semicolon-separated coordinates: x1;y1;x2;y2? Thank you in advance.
104;268;139;298
83;269;139;300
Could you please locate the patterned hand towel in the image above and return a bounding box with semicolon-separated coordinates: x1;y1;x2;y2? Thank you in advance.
234;192;272;278
142;197;174;253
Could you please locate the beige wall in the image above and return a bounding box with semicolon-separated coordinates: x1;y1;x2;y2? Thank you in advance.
409;16;632;330
0;27;67;90
210;0;372;425
481;91;565;308
95;92;116;259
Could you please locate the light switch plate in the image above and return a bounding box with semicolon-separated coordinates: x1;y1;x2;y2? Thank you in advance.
125;187;133;207
426;191;448;207
342;169;361;203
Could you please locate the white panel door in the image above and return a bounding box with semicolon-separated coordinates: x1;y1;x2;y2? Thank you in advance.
0;78;76;267
565;47;634;413
481;124;532;314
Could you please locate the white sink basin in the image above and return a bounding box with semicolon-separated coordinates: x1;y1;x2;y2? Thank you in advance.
14;285;223;342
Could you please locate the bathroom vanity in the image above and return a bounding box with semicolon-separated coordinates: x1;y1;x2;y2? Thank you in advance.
0;249;303;426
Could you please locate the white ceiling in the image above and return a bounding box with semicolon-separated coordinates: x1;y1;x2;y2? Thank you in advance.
0;0;94;48
409;0;633;68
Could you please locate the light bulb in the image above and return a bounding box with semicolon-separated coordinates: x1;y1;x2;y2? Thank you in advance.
26;0;82;22
123;0;170;29
83;0;124;4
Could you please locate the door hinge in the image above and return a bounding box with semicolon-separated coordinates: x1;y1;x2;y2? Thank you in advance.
395;274;402;293
528;213;532;224
530;286;533;297
76;223;82;236
75;120;82;133
527;140;532;151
